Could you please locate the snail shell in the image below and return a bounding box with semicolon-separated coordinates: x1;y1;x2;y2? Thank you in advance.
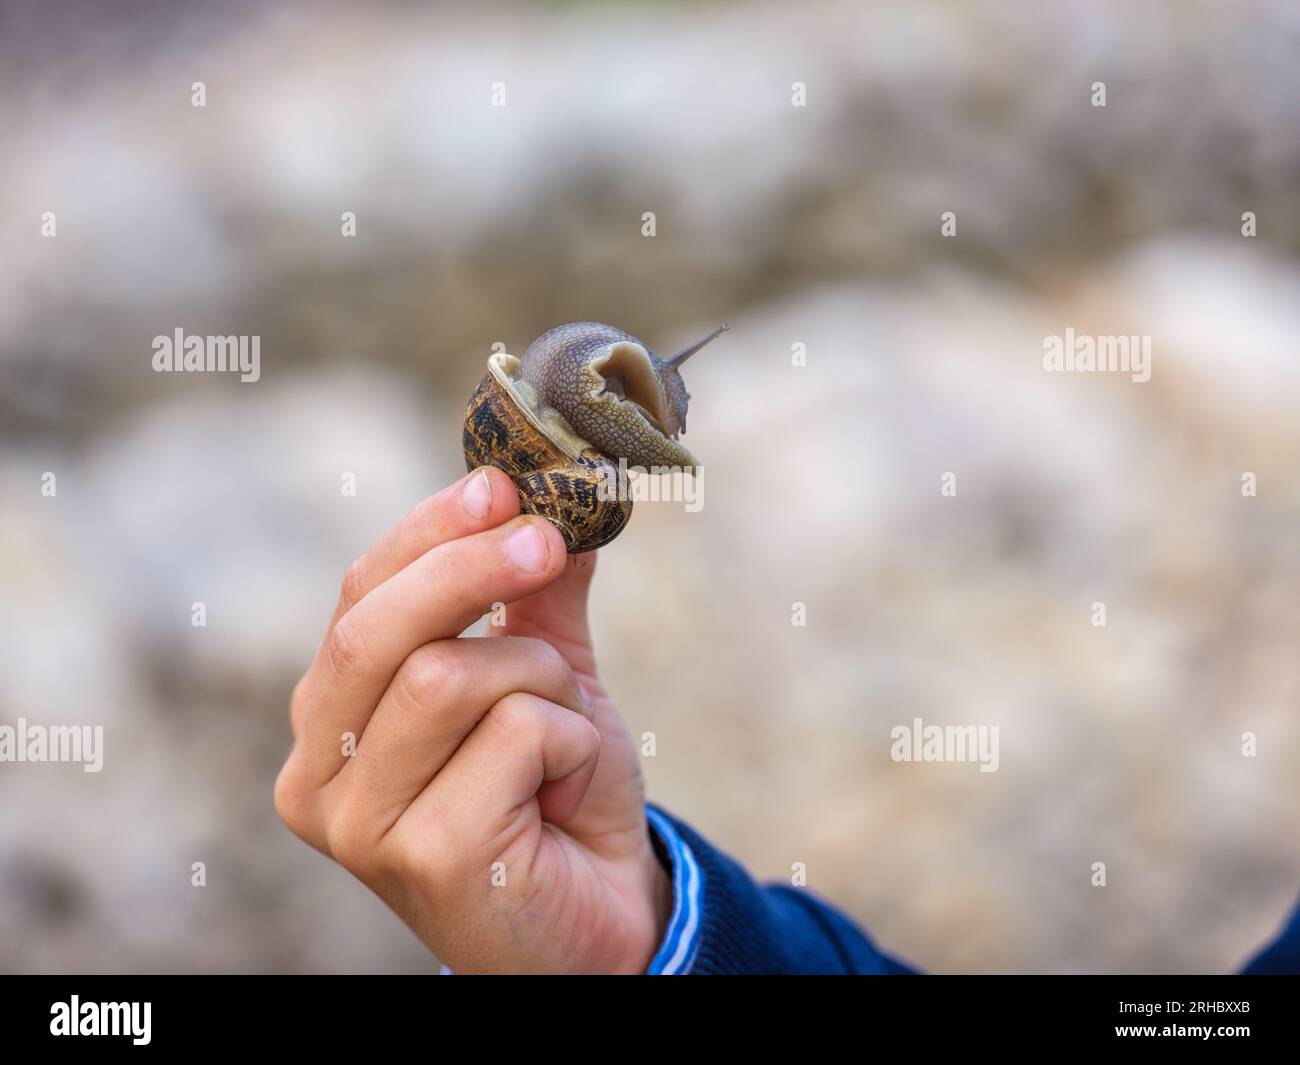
462;321;726;553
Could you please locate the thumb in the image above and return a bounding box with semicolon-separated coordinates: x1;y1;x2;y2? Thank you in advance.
491;550;600;679
488;549;643;844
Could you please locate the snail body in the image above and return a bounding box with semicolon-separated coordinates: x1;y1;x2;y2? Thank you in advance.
463;321;726;553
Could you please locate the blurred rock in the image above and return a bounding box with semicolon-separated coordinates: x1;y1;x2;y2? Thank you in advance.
1;0;1297;974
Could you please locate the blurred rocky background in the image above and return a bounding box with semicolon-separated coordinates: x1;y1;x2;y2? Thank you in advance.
1;0;1297;973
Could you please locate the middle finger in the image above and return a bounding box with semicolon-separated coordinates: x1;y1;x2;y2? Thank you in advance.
327;635;592;838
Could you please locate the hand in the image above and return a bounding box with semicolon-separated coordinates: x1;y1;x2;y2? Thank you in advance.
274;468;672;973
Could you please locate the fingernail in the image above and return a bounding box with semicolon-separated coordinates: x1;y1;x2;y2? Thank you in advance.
505;521;550;573
462;468;492;519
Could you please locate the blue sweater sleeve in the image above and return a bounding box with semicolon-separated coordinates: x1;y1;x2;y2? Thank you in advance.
1240;893;1300;974
645;805;917;975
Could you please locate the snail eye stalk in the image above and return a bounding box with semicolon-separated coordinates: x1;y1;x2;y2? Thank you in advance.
666;323;729;369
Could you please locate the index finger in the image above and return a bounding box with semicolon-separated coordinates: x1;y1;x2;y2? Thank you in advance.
329;466;521;628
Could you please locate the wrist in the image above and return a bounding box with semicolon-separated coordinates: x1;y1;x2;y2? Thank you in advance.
613;832;673;974
641;806;705;975
646;836;674;960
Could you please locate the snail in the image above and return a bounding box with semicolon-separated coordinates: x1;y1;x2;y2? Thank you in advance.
463;321;728;553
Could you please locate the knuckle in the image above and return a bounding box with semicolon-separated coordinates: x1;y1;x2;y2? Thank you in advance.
403;495;440;549
288;674;310;733
395;644;465;709
422;543;457;593
324;809;375;870
487;692;544;746
273;758;310;834
339;556;368;612
326;612;373;682
389;824;458;893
